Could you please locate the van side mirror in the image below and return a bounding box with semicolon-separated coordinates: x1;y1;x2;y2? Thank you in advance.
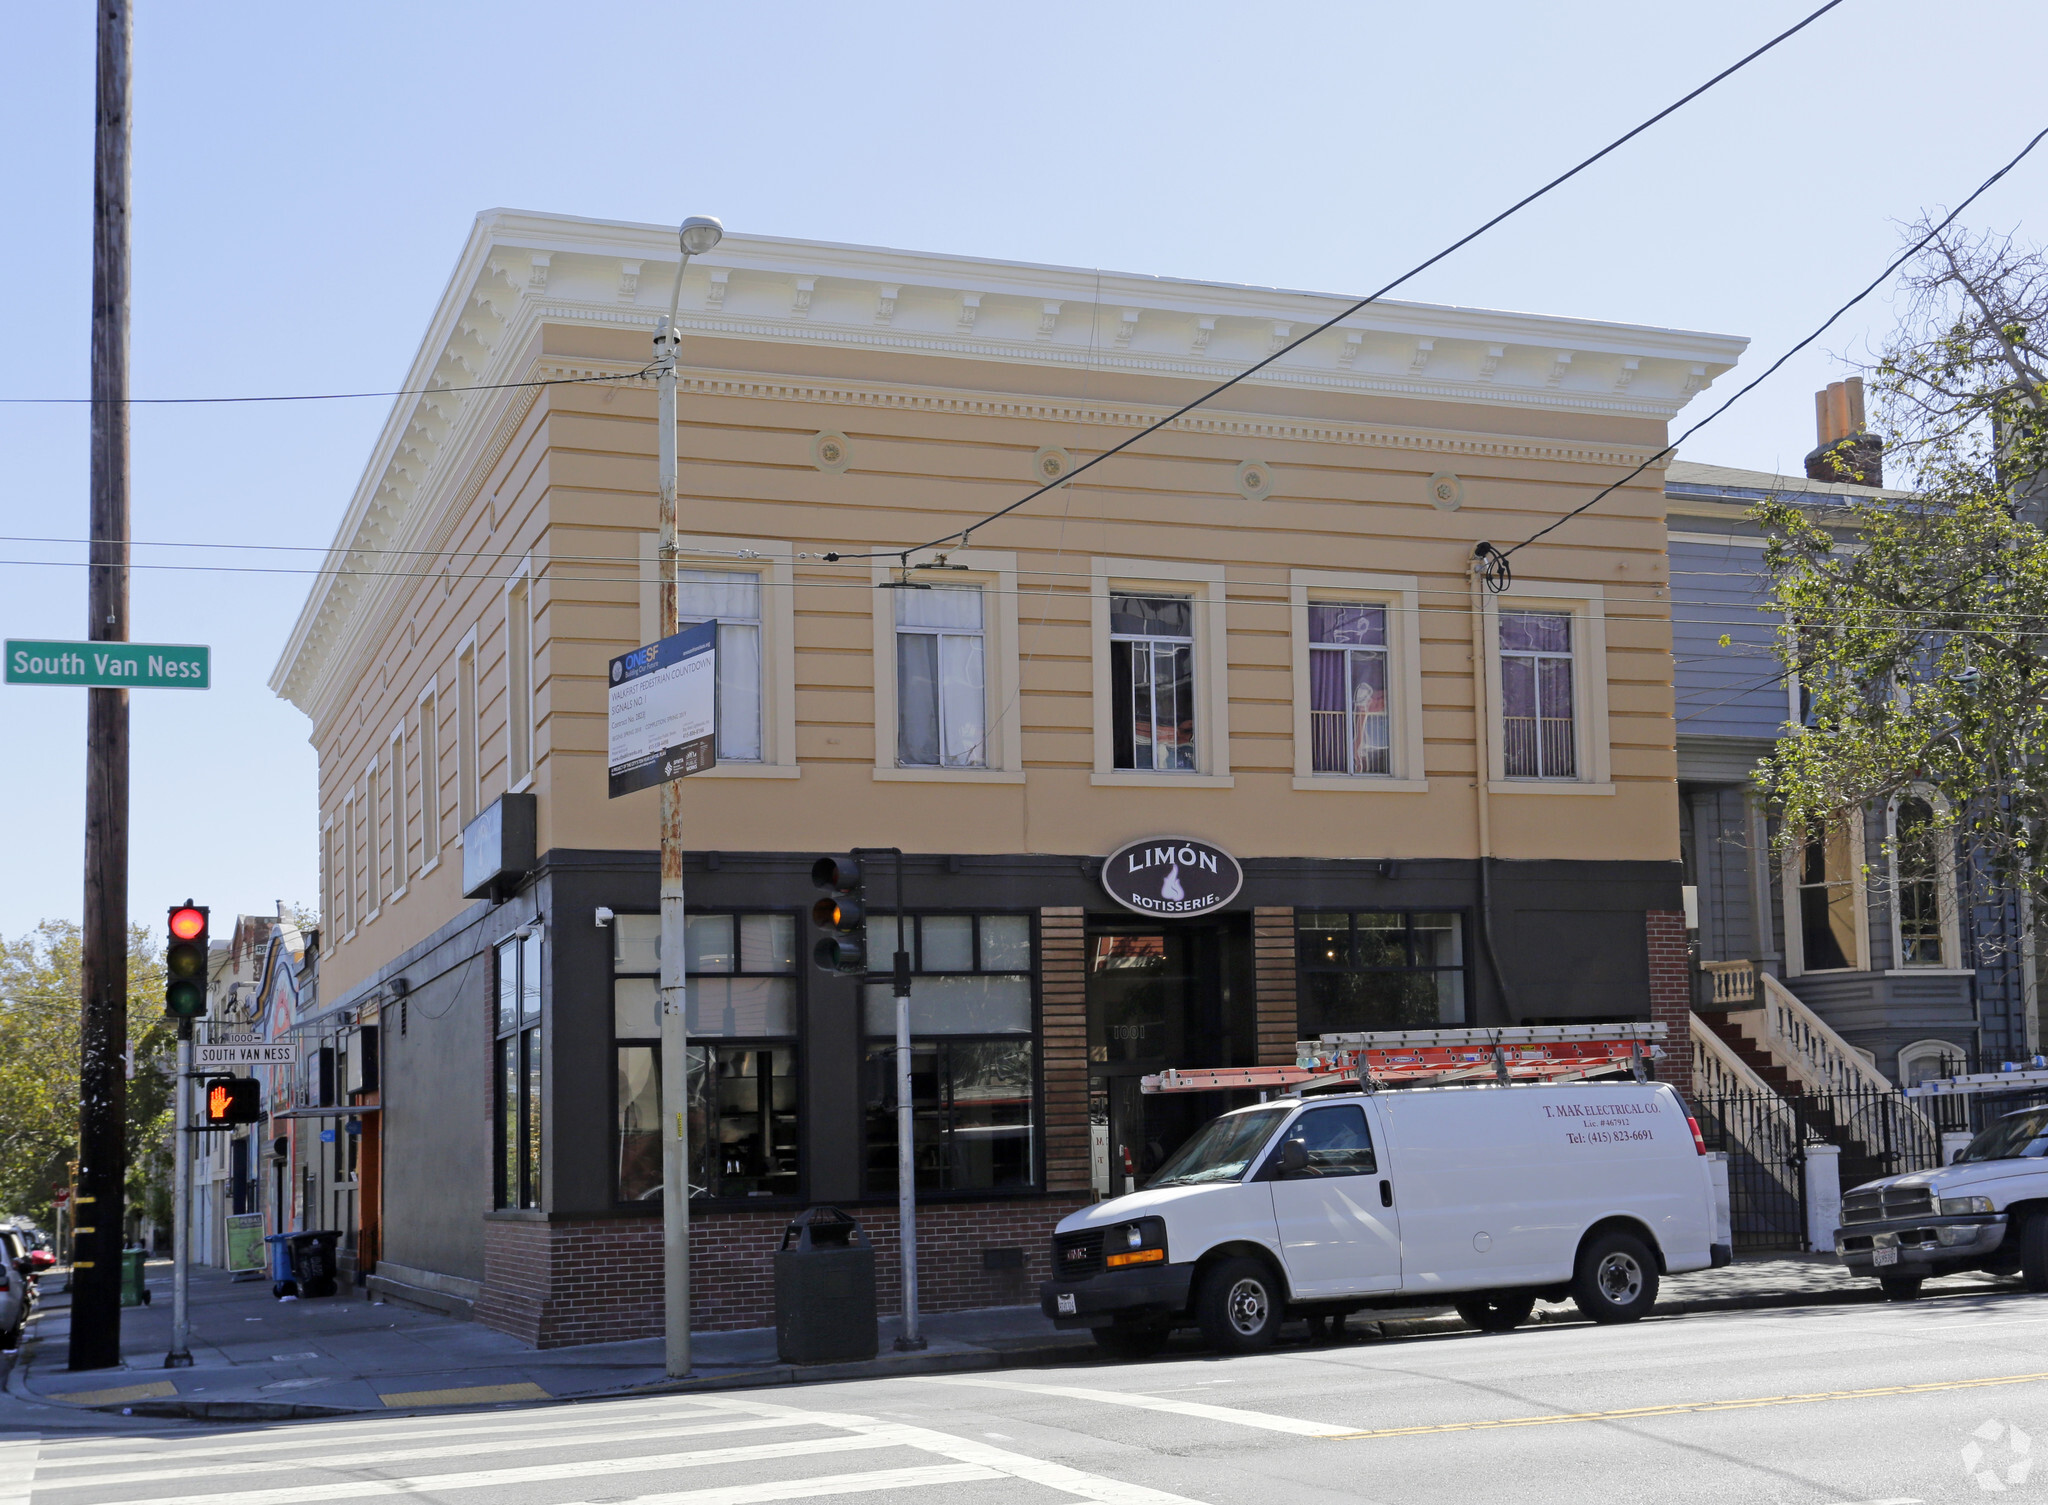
1278;1139;1309;1176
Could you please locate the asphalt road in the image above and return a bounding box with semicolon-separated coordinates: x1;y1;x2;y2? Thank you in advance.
13;1292;2048;1504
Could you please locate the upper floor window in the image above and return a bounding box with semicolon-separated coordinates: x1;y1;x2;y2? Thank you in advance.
506;576;533;786
677;570;762;761
1309;603;1389;775
1500;611;1575;779
1892;794;1953;968
896;586;986;767
1794;822;1862;973
1110;594;1195;771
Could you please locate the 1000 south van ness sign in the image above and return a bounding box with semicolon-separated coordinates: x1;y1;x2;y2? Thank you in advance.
1101;836;1244;917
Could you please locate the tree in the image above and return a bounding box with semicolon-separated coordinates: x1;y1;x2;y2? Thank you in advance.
0;920;176;1230
1757;224;2048;945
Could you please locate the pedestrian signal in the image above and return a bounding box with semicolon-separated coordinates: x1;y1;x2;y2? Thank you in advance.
165;903;209;1018
202;1076;261;1126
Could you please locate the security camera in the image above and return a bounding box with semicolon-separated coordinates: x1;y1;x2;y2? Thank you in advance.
595;907;615;929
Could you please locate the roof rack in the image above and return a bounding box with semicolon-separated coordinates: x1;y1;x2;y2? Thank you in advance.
1141;1022;1667;1095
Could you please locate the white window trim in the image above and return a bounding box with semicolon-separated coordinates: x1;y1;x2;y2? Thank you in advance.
1886;784;1961;972
870;548;1024;783
1897;1037;1967;1084
387;720;409;902
639;532;801;778
416;677;441;875
320;814;336;954
362;755;382;925
504;560;535;795
456;628;480;841
1782;817;1870;976
341;788;358;941
1480;580;1613;794
1090;557;1233;788
1288;569;1427;792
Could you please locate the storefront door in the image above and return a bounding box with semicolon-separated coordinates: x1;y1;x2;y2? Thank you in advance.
1085;916;1256;1198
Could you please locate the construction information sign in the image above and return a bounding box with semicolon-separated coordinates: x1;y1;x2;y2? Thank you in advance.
608;621;717;798
196;1042;298;1068
6;639;210;688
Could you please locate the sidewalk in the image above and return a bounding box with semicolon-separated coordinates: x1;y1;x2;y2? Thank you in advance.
4;1253;2026;1422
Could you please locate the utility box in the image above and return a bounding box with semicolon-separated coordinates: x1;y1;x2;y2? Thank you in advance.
774;1207;876;1365
462;793;537;900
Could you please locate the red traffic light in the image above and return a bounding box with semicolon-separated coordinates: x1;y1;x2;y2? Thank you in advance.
169;906;206;941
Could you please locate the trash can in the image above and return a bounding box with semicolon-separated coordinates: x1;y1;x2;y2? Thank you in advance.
264;1233;298;1299
118;1247;150;1307
285;1230;341;1299
774;1207;876;1365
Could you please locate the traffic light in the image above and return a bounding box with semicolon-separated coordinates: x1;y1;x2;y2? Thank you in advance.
201;1076;261;1126
165;903;209;1019
810;856;867;974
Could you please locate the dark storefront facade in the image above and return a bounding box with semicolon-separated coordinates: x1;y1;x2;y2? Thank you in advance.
353;843;1682;1344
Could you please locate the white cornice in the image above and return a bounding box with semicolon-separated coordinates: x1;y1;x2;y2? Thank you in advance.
271;208;1748;716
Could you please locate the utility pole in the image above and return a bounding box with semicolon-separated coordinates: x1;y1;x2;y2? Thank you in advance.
888;848;924;1350
656;215;723;1380
72;0;132;1373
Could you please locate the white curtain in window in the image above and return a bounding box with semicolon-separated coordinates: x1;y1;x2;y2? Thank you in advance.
677;569;762;761
896;587;986;767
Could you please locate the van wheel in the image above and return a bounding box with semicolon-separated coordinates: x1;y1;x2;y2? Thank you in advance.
1571;1230;1659;1324
1195;1256;1284;1353
1879;1275;1923;1302
1455;1293;1536;1333
1091;1318;1171;1360
2019;1213;2048;1292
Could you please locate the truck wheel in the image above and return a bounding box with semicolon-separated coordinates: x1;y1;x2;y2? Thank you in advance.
1092;1318;1171;1360
1195;1256;1284;1353
1571;1230;1659;1324
1455;1293;1536;1333
2020;1213;2048;1293
1879;1275;1923;1302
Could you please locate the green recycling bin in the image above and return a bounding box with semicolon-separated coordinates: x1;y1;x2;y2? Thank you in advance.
118;1246;151;1307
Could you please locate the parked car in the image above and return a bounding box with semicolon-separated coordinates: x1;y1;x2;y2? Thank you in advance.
0;1239;25;1351
0;1229;37;1320
1834;1104;2048;1299
1041;1081;1724;1356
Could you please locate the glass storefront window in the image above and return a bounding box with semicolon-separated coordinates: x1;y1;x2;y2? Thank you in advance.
1297;910;1467;1035
863;914;1037;1195
613;910;801;1202
493;934;542;1209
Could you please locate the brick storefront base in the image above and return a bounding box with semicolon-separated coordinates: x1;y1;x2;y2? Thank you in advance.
477;1196;1089;1348
1646;908;1694;1104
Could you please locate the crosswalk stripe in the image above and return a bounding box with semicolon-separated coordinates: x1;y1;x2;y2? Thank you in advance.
900;1375;1353;1438
37;1415;805;1485
557;1463;1001;1505
0;1436;38;1505
41;1396;731;1466
693;1397;1209;1504
91;1431;909;1505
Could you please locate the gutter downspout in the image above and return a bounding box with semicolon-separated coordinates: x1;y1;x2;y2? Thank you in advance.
1469;557;1516;1020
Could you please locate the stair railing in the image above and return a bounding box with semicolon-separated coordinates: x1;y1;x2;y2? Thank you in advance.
1700;959;1756;1006
1755;973;1908;1097
1689;1015;1803;1202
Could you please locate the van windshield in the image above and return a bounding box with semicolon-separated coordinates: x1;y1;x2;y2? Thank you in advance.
1148;1107;1290;1188
1955;1109;2048;1163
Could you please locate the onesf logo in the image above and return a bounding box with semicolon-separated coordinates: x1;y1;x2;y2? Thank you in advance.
1101;837;1244;918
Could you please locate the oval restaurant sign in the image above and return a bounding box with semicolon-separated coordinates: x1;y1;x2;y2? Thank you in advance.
1101;837;1244;918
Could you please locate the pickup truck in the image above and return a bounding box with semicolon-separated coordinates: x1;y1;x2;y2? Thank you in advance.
1835;1104;2048;1299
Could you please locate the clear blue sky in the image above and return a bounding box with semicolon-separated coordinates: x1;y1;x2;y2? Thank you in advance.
2;0;2042;944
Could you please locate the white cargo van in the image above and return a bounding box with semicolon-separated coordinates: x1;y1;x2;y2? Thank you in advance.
1041;1080;1726;1356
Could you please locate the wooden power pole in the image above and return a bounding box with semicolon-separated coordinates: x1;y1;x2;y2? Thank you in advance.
71;0;132;1372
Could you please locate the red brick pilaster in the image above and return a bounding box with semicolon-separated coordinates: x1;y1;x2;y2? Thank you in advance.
1253;907;1300;1065
1039;907;1090;1193
1646;909;1693;1102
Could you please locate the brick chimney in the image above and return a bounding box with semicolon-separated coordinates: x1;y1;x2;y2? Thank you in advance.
1803;376;1883;487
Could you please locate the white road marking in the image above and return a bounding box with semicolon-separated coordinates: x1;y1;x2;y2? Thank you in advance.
39;1414;804;1484
899;1375;1352;1438
561;1463;1001;1504
98;1432;908;1505
0;1436;38;1505
697;1395;1209;1503
38;1399;736;1467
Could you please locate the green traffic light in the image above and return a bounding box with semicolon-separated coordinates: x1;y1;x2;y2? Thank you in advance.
166;979;205;1018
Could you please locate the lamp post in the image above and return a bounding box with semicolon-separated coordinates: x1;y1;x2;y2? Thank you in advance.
657;214;722;1380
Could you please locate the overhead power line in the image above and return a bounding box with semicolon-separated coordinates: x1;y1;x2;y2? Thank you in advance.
1488;122;2048;582
813;0;1846;566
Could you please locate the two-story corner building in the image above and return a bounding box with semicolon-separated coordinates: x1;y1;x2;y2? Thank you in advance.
268;209;1743;1345
1669;424;2038;1085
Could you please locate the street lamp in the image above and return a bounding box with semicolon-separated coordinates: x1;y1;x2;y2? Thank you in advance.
656;213;721;1380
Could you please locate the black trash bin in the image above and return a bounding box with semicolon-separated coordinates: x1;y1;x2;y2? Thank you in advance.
774;1207;877;1365
286;1231;341;1298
